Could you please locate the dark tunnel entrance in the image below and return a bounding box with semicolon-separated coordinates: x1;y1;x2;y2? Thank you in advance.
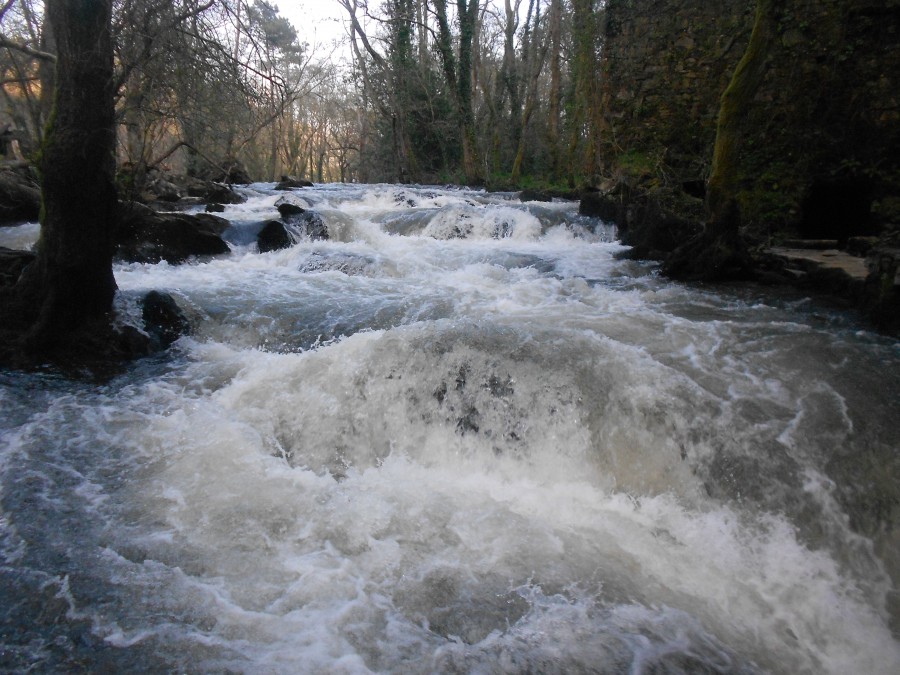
799;178;877;244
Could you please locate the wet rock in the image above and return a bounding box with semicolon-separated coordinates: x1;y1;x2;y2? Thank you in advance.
115;202;230;264
579;189;624;222
147;176;181;202
141;290;190;348
781;239;840;250
282;209;328;240
0;166;40;225
519;187;579;202
276;201;307;218
864;246;900;334
137;170;246;207
188;180;245;205
846;236;879;257
581;180;705;261
761;243;900;335
257;220;294;252
275;175;314;190
205;203;225;213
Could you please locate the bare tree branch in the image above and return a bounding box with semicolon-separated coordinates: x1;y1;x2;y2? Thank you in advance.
0;0;17;22
0;34;56;61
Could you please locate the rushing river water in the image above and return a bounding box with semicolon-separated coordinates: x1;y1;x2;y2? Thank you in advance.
1;183;898;673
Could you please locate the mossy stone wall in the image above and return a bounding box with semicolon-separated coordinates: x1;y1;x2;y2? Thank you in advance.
600;0;756;182
602;0;900;240
722;0;900;239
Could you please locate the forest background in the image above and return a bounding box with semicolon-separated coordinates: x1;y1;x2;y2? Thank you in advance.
1;0;606;190
3;0;898;350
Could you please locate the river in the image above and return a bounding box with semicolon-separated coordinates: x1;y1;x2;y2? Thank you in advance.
1;183;898;673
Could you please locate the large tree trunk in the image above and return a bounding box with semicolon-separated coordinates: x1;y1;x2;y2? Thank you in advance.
547;0;562;181
19;0;117;349
433;0;484;185
705;0;776;236
663;0;773;281
457;0;483;185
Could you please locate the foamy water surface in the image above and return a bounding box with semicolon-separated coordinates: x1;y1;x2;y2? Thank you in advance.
1;184;898;673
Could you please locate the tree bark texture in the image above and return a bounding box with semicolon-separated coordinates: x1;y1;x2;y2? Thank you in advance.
21;0;117;348
434;0;483;185
705;0;776;235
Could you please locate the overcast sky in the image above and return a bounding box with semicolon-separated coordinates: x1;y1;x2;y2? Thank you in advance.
278;0;355;63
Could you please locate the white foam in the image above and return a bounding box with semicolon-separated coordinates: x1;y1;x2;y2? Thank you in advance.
2;183;897;673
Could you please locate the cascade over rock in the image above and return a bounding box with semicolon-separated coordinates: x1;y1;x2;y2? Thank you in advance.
274;200;329;240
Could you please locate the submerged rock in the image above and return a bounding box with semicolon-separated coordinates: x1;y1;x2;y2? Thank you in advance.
518;187;579;202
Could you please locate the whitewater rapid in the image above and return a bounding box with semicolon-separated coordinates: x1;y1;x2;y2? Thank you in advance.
1;183;898;673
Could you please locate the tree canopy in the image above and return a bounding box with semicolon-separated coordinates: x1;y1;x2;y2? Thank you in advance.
1;0;609;187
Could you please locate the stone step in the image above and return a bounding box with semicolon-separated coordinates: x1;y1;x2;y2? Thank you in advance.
766;247;869;281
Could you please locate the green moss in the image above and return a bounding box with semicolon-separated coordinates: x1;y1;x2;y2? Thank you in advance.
615;149;659;178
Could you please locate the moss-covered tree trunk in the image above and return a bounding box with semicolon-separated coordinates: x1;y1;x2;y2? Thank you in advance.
20;0;117;349
706;0;777;235
663;0;774;281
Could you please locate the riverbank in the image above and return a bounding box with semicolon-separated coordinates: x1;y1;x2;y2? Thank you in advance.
578;180;900;336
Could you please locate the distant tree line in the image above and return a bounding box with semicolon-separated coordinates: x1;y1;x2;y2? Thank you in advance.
339;0;605;187
1;0;607;187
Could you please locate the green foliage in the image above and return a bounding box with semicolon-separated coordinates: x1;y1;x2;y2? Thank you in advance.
614;150;659;179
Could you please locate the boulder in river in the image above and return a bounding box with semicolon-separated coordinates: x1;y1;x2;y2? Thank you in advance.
275;175;314;190
276;201;307;218
275;201;328;240
182;178;246;205
115;201;231;264
284;210;328;241
257;220;294;252
142;290;190;349
192;159;253;185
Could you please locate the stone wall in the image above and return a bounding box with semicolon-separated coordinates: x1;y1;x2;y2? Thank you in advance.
718;0;900;240
600;0;900;242
600;0;756;183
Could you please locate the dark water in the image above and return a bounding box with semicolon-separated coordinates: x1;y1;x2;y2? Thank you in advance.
1;184;898;673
